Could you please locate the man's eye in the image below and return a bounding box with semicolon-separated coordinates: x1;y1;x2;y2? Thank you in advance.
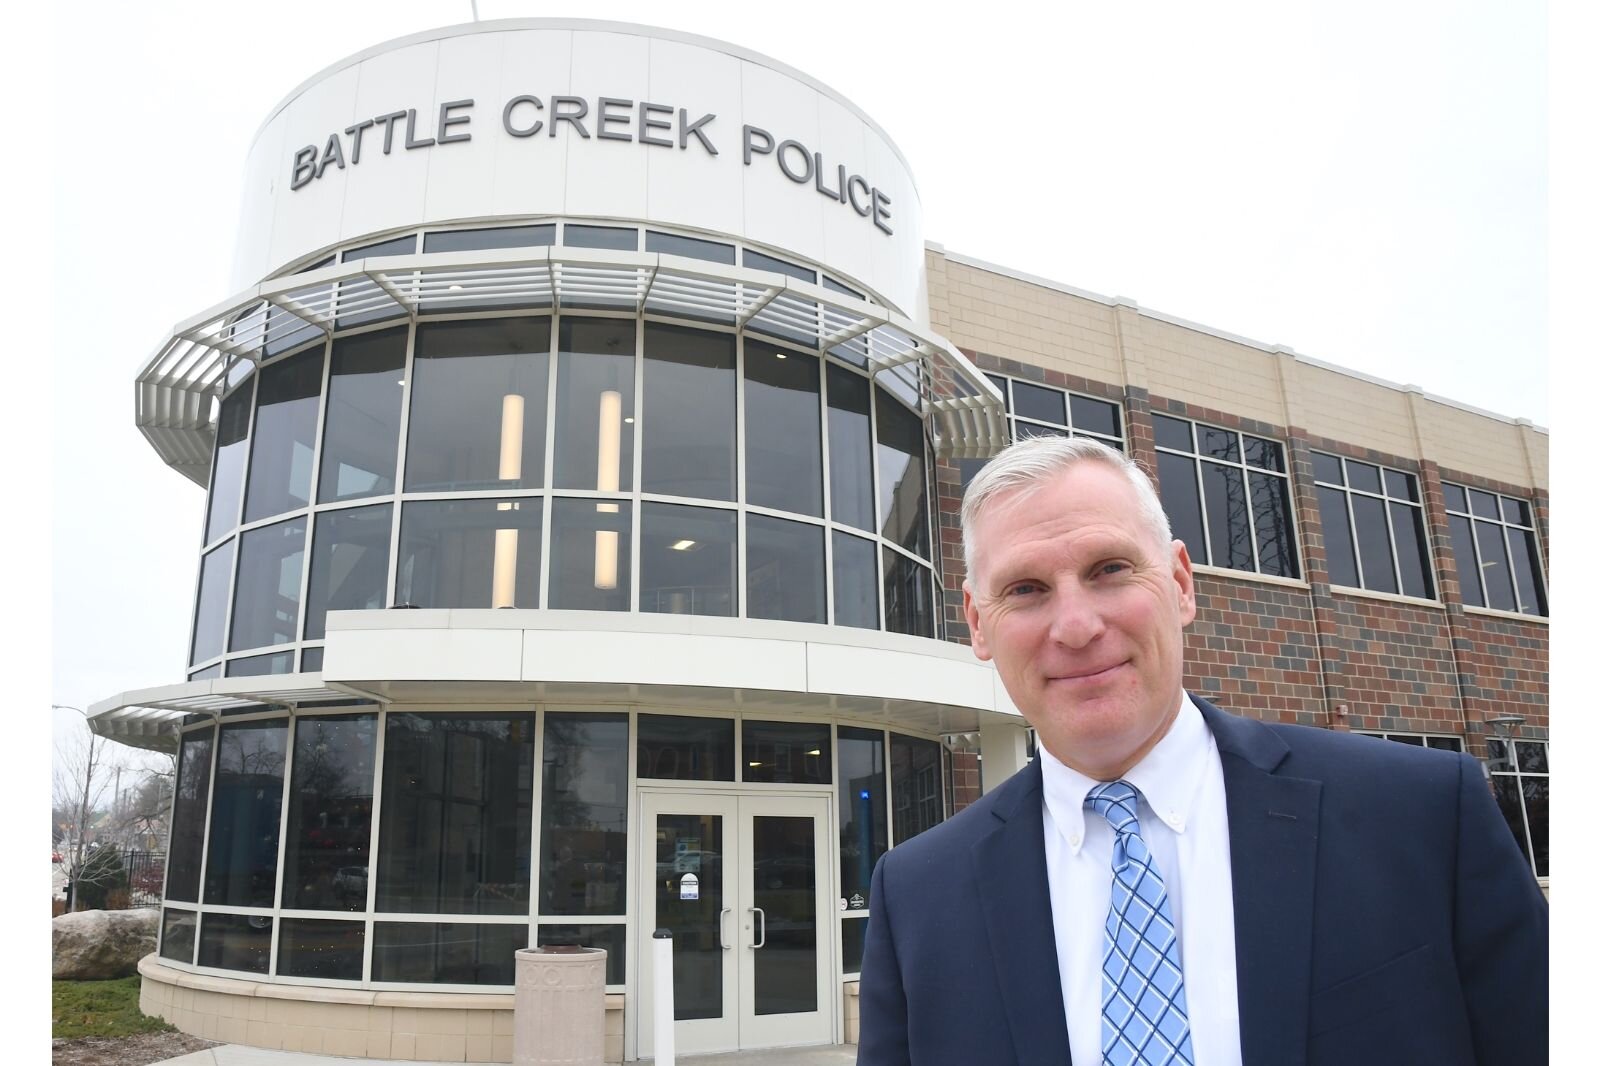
1007;582;1042;597
1098;562;1129;576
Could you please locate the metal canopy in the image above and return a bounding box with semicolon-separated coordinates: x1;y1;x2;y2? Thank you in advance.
137;246;1008;485
87;678;382;752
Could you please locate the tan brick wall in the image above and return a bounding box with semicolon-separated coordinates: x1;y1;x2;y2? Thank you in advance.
1416;395;1545;490
1291;362;1419;460
1137;317;1286;427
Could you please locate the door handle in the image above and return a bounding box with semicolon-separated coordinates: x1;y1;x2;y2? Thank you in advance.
750;906;766;949
719;907;732;951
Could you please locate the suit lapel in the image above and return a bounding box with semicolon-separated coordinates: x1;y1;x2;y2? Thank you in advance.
1197;697;1321;1066
971;760;1073;1066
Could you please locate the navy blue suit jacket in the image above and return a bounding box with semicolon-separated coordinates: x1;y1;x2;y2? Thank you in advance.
857;696;1548;1065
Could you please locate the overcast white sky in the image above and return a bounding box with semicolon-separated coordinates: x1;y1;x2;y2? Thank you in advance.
47;0;1548;742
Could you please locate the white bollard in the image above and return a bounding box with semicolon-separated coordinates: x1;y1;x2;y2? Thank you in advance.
652;929;675;1066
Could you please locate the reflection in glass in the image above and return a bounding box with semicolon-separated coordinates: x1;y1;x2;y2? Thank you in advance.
841;915;867;974
1156;453;1207;567
282;715;376;911
189;664;223;681
278;918;365;980
875;388;929;557
166;727;215;903
1491;777;1532;865
1201;462;1252;571
371;922;524;984
191;540;235;666
376;714;534;915
1508;528;1547;615
890;734;944;844
549;499;632;611
752;815;817;1015
832;532;879;630
827;365;875;531
198;913;273;974
746;515;825;624
1351;495;1397;593
1390;502;1433;599
838;726;886;909
1523;778;1548;878
1243;435;1284;472
318;328;406;502
160;909;196;963
397;498;542;609
1474;520;1516;611
745;341;823;516
1248;472;1297;578
637;715;735;782
554;319;635;491
743;721;830;784
883;550;934;638
1449;514;1483;605
536;925;625;984
642;325;736;500
226;651;294;677
1317;487;1360;587
540;714;629;917
245;348;323;523
407;318;551;491
656;813;724;1020
1516;741;1548;774
204;720;289;908
1200;427;1239;463
206;383;253;544
640;504;736;617
229;518;307;651
306;504;392;638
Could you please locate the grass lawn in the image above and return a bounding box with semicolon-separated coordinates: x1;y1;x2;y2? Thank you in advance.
52;977;174;1040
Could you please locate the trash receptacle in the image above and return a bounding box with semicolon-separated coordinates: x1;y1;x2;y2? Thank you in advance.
513;945;607;1066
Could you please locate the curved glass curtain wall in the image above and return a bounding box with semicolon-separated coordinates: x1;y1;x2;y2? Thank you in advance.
191;299;937;678
157;707;946;989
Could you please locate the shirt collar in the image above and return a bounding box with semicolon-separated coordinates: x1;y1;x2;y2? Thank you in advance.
1038;692;1213;855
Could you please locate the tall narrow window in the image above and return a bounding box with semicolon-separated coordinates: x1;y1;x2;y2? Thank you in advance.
1313;453;1432;597
318;327;406;502
1443;483;1546;616
281;714;377;911
641;325;736;501
875;387;929;558
244;348;324;522
553;319;636;493
165;727;216;903
205;382;254;545
203;719;289;908
745;341;823;517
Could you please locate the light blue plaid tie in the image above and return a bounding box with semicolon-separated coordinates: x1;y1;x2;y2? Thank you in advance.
1085;780;1195;1066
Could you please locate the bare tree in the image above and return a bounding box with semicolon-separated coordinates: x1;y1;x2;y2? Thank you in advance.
52;714;129;912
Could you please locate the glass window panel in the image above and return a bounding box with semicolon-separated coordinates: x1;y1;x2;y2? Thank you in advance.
1508;498;1533;526
189;664;222;681
226;651;295;677
376;713;534;915
827;365;875;532
823;275;864;299
842;916;868;974
160;909;196;963
883;551;934;638
1442;482;1469;513
1157;453;1207;566
743;720;831;785
1388;734;1426;746
1383;469;1419;502
1468;489;1501;519
1153;414;1192;452
536;925;625;984
203;719;289;908
305;504;392;639
554;319;636;492
1516;741;1548;773
371;922;524;984
406;318;552;492
1344;461;1381;495
832;531;879;630
423;224;555;253
641;325;736;500
1426;736;1464;752
646;230;735;264
1448;514;1484;606
637;714;735;782
1311;451;1344;486
746;515;825;623
206;383;254;544
1522;778;1548;878
889;734;943;844
1389;502;1434;599
640;503;736;617
1508;528;1547;616
838;726;887;908
166;727;215;903
563;224;637;250
540;714;629;917
985;374;1009;409
1317;486;1360;587
745;341;823;516
317;328;406;502
1491;777;1532;866
1070;395;1120;438
1013;421;1065;441
343;235;416;261
198;913;273;974
282;714;377;911
1485;738;1510;772
1249;472;1298;579
1199;426;1239;463
1242;435;1284;472
875;387;929;557
278;918;365;980
191;540;235;667
1010;381;1066;425
548;499;632;611
1350;494;1398;593
957;457;989;495
743;248;816;283
301;647;324;672
1474;520;1517;611
1201;462;1253;571
229;518;307;651
655;813;725;1020
244;348;324;523
397;498;542;609
751;815;818;1015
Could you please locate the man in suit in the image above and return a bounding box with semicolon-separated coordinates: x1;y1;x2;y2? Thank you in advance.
857;436;1547;1065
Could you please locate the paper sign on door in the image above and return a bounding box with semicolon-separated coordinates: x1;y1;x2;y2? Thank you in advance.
679;872;700;900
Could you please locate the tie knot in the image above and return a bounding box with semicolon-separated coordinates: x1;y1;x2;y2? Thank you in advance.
1084;780;1143;835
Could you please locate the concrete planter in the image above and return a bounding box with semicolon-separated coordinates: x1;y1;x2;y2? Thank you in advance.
514;946;607;1066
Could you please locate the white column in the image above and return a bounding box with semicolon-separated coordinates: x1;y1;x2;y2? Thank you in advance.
980;717;1030;792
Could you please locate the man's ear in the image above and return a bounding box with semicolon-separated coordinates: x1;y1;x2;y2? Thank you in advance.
1171;540;1197;627
963;582;993;661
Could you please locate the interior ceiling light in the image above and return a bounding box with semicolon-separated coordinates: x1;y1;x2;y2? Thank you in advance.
670;539;697;551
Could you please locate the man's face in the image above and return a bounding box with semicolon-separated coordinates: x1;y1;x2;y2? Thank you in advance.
962;462;1196;780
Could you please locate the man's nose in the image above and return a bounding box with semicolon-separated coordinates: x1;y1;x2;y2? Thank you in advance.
1047;588;1104;648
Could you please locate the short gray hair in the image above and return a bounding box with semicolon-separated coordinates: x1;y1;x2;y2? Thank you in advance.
960;435;1173;580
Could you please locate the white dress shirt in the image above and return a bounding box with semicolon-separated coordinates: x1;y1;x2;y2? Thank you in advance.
1039;693;1242;1066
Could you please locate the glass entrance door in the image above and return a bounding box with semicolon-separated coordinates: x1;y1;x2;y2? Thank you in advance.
638;792;832;1057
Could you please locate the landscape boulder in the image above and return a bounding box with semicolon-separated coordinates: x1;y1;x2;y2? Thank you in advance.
52;908;158;979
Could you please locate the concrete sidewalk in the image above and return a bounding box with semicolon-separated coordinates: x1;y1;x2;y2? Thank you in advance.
156;1043;858;1066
